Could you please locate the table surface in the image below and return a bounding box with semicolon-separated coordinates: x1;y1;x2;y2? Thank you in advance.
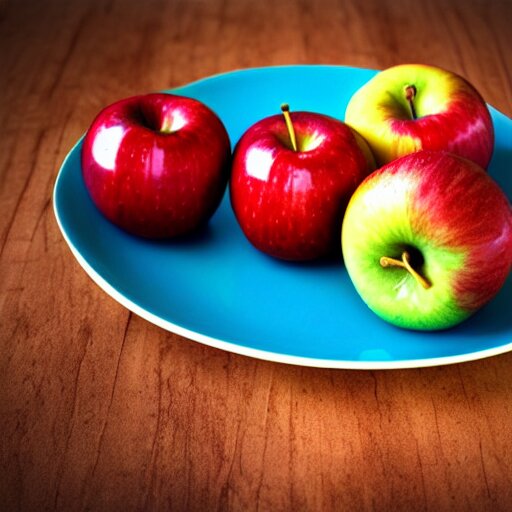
1;0;512;510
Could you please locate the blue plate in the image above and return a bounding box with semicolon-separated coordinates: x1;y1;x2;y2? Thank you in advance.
53;65;512;369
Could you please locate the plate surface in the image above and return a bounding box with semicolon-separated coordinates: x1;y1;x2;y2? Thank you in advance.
53;65;512;369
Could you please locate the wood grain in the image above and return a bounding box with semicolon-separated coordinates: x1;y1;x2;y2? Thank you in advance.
1;0;511;510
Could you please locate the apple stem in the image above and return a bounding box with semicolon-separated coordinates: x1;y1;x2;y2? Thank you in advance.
380;251;431;289
281;103;298;151
161;116;173;133
405;85;418;120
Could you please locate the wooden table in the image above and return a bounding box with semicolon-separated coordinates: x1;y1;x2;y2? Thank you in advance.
1;0;511;510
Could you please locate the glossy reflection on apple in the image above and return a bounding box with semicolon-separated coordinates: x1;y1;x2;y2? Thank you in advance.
342;150;512;331
81;93;231;238
230;105;375;261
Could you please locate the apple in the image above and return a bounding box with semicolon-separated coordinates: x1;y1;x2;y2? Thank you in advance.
81;93;231;238
345;64;494;168
230;105;375;261
341;150;512;330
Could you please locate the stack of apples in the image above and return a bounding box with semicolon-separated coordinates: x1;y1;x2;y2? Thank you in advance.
81;64;512;331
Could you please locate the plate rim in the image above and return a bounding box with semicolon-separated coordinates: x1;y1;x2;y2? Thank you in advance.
53;64;512;370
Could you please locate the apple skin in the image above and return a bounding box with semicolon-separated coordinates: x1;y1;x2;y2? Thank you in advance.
230;111;375;261
345;64;494;168
341;150;512;331
81;93;231;238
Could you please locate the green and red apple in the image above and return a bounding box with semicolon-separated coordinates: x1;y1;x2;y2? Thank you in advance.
341;150;512;331
345;64;494;168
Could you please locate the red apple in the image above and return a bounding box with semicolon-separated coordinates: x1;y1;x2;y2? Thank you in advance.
81;93;231;238
345;64;494;168
230;105;375;261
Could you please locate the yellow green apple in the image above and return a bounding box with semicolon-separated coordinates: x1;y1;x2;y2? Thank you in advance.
345;64;494;168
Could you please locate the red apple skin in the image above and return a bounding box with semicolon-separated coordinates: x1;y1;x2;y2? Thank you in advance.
389;88;494;169
81;93;231;238
410;152;512;310
230;112;374;261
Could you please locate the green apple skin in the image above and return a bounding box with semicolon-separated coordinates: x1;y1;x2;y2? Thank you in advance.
341;150;512;331
345;64;494;168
